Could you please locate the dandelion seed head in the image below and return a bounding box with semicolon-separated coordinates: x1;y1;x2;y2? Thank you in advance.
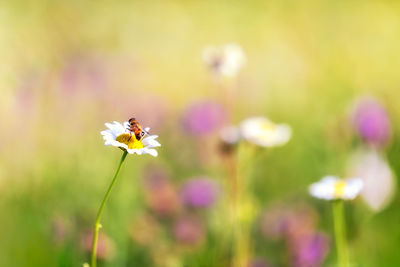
203;43;246;78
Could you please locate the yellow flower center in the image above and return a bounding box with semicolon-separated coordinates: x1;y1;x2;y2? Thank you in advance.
116;133;144;149
260;121;276;132
255;121;277;142
334;180;346;198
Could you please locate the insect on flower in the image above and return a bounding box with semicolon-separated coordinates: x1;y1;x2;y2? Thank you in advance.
101;119;160;156
127;117;149;141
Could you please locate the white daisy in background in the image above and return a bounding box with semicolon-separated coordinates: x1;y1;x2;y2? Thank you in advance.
202;43;247;78
101;121;161;157
309;176;364;201
347;149;396;211
240;117;291;147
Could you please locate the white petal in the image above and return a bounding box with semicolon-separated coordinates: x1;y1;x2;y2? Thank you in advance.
343;178;363;200
144;148;158;157
123;121;130;129
309;176;363;201
101;130;117;140
114;121;126;133
273;124;292;145
309;176;339;200
142;136;161;147
126;149;135;154
104;122;125;136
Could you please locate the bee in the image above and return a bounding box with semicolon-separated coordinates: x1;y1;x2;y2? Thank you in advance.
127;118;148;141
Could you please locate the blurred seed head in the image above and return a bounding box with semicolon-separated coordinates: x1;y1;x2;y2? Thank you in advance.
218;125;241;155
181;177;220;208
351;97;391;148
182;100;227;136
203;43;247;78
220;125;241;145
347;149;396;211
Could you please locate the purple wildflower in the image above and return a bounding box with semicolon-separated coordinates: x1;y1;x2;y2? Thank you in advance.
352;98;391;147
182;101;227;136
260;204;330;266
260;205;317;241
291;233;330;267
181;177;220;208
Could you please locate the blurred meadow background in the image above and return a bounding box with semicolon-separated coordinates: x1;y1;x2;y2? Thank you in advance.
1;0;400;266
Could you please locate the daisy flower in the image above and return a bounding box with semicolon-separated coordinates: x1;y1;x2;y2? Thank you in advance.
309;176;363;201
240;117;291;147
101;121;161;157
309;176;363;267
202;43;247;78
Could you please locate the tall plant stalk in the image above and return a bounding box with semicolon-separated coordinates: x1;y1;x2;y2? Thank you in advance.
332;200;349;267
90;151;128;267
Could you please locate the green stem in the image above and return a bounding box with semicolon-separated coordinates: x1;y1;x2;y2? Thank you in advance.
232;144;256;267
90;151;128;267
332;200;349;267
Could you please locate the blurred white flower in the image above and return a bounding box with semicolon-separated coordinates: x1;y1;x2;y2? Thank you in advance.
309;176;363;200
101;121;161;156
347;149;396;211
240;117;291;147
202;43;246;77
